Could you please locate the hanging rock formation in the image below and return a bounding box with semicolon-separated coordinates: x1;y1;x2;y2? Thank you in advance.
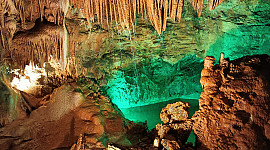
0;0;67;54
0;0;225;52
8;23;65;68
70;0;223;34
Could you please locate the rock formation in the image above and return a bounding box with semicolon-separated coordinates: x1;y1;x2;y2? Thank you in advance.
69;0;222;34
193;54;270;149
0;80;148;149
0;0;225;56
154;54;270;149
0;0;269;149
154;101;194;150
0;79;27;127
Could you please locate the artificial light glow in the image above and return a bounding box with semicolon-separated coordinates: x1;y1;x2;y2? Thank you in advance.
11;62;46;91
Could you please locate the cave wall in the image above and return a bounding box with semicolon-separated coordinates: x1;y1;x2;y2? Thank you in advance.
106;55;203;108
0;0;269;108
98;0;270;107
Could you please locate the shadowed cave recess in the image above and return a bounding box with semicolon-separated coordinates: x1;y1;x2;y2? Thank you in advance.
0;0;269;149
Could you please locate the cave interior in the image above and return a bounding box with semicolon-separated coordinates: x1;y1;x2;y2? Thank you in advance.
0;0;269;149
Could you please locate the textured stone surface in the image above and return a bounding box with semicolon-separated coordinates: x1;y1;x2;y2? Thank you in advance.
106;55;203;108
0;81;147;149
1;0;269;110
161;139;181;150
0;0;269;149
154;101;194;149
153;54;270;150
193;54;270;149
160;101;190;124
0;79;27;127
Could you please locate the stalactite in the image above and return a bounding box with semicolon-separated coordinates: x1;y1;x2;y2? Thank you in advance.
105;0;109;28
162;0;168;31
70;0;208;34
9;24;64;68
196;0;204;17
0;0;17;53
190;0;223;17
211;0;223;10
170;0;177;21
109;0;113;23
1;0;227;56
83;0;91;27
176;0;183;22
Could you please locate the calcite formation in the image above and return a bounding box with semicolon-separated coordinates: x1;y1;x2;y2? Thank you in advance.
194;54;270;149
0;0;269;149
9;24;65;68
154;54;270;150
0;0;67;51
155;101;194;150
0;0;224;54
160;101;190;124
70;0;222;34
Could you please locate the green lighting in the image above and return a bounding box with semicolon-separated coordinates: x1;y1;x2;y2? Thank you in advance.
105;55;203;109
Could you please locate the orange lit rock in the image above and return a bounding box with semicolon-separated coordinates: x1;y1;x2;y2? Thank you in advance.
160;101;190;124
161;139;181;150
193;54;270;149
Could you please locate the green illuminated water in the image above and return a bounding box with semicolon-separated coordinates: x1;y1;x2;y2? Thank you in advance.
120;98;199;130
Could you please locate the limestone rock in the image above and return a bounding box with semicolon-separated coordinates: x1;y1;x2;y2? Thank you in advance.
155;101;194;149
160;101;190;124
193;54;270;149
161;139;181;150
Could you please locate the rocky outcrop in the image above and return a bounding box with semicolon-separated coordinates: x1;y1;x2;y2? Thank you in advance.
0;79;27;127
106;55;203;108
154;101;194;150
153;54;270;150
0;80;147;149
193;54;270;149
8;23;65;68
160;101;190;124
